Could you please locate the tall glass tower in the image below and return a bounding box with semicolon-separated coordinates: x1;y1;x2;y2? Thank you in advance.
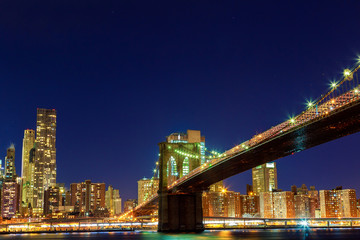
21;129;35;205
33;108;57;212
252;162;278;195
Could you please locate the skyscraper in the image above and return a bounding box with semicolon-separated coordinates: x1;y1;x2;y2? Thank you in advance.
5;145;16;181
21;129;35;206
252;162;277;194
2;145;20;218
33;108;57;212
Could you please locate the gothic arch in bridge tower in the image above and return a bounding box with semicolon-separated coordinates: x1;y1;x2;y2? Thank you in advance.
182;157;189;177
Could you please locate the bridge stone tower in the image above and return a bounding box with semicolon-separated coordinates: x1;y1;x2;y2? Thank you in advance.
158;139;204;232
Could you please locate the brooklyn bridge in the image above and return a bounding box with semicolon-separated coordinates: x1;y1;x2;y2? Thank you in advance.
122;64;360;232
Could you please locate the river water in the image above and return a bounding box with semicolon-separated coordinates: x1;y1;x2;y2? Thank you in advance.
2;228;360;240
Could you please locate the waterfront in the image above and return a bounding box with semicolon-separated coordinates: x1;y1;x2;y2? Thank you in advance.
2;229;360;240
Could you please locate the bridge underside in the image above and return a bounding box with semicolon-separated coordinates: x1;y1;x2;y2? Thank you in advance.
133;199;158;218
175;100;360;192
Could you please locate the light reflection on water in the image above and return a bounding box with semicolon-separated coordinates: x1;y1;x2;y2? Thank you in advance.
3;229;360;240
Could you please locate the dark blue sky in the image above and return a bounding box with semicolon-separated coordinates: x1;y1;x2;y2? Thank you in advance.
1;1;360;201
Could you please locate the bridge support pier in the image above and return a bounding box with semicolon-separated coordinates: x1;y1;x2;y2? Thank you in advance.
158;191;204;232
158;142;204;232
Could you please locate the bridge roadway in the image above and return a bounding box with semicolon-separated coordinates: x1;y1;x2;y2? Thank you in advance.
132;98;360;216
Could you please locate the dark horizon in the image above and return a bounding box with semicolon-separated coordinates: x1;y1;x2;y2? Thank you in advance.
1;1;360;201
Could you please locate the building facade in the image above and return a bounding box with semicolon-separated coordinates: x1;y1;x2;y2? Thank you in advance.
202;188;242;218
105;185;122;216
44;186;60;216
320;189;357;218
138;177;159;205
252;162;277;195
5;145;16;181
1;181;20;218
70;180;106;216
33;108;57;212
260;191;295;218
240;194;260;217
21;129;35;206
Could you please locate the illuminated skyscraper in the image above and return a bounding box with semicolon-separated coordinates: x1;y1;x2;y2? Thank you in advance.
138;177;159;205
2;145;20;218
252;162;277;194
21;129;35;205
5;145;16;181
33;108;57;212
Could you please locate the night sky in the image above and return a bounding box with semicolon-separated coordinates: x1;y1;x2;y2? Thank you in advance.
1;1;360;201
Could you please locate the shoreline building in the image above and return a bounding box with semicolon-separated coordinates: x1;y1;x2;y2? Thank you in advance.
292;184;318;218
70;180;106;216
33;108;57;214
202;187;242;218
260;191;295;218
320;188;357;218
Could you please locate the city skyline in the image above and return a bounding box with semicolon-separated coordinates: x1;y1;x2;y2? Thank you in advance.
1;1;360;203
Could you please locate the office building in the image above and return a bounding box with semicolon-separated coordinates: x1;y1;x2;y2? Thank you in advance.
33;108;57;212
138;177;159;205
252;162;277;195
105;185;122;216
70;180;106;215
21;129;35;206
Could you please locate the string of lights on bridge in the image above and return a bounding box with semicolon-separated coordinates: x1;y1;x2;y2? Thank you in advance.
120;56;360;221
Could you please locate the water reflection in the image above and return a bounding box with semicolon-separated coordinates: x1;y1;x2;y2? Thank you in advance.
3;229;360;240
